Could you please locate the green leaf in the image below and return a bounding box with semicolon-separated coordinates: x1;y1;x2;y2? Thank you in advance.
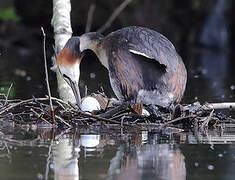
0;7;21;22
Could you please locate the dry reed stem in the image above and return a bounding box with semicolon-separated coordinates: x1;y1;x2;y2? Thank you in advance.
41;27;55;123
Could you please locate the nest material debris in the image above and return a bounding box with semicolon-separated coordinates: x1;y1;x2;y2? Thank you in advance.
0;93;234;133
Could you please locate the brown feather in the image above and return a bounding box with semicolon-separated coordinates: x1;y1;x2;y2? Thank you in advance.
57;47;81;67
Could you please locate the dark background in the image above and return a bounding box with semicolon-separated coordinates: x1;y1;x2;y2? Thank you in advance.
0;0;234;104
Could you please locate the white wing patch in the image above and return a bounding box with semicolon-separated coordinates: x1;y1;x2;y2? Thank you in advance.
129;49;152;59
129;49;168;72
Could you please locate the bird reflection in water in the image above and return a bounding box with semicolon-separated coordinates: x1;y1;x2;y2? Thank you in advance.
107;133;186;180
50;132;186;180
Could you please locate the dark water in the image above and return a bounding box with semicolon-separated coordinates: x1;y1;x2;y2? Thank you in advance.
1;127;235;180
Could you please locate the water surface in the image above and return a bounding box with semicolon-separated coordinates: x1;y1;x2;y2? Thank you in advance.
1;127;235;180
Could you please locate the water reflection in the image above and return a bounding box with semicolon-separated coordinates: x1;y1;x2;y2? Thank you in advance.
49;131;186;180
1;127;235;179
52;136;79;180
80;134;100;157
107;144;185;180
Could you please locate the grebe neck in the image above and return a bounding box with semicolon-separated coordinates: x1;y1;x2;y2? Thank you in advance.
79;32;103;53
79;32;109;68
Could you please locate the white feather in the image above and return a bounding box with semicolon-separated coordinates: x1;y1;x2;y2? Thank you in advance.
129;49;152;59
59;62;80;83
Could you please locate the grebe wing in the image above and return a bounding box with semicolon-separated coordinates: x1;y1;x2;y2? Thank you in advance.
110;26;178;71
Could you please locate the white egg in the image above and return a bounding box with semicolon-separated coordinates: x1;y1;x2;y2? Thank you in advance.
80;96;101;112
142;108;150;116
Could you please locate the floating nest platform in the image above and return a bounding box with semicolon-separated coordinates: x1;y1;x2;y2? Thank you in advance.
0;93;235;135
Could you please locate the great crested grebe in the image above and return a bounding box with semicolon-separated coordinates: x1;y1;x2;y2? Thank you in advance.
56;26;187;111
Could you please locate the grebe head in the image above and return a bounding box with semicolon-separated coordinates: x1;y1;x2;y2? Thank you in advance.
56;33;104;106
56;37;82;106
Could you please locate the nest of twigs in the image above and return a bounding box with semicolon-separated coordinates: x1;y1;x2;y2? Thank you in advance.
1;92;234;134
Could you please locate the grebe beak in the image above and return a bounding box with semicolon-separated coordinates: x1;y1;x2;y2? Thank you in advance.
68;78;81;107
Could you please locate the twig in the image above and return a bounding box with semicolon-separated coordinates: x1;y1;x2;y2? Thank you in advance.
183;102;235;111
110;112;130;120
30;108;52;126
1;136;43;147
55;115;72;127
121;115;125;128
45;95;66;110
32;96;48;112
104;99;111;112
97;0;132;33
45;139;53;180
202;102;235;111
100;103;130;118
200;109;214;130
41;27;55;123
78;110;125;125
85;3;96;33
69;104;140;128
54;128;72;140
4;83;13;106
0;97;66;116
0;98;33;115
4;141;11;155
159;115;197;129
50;96;70;107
